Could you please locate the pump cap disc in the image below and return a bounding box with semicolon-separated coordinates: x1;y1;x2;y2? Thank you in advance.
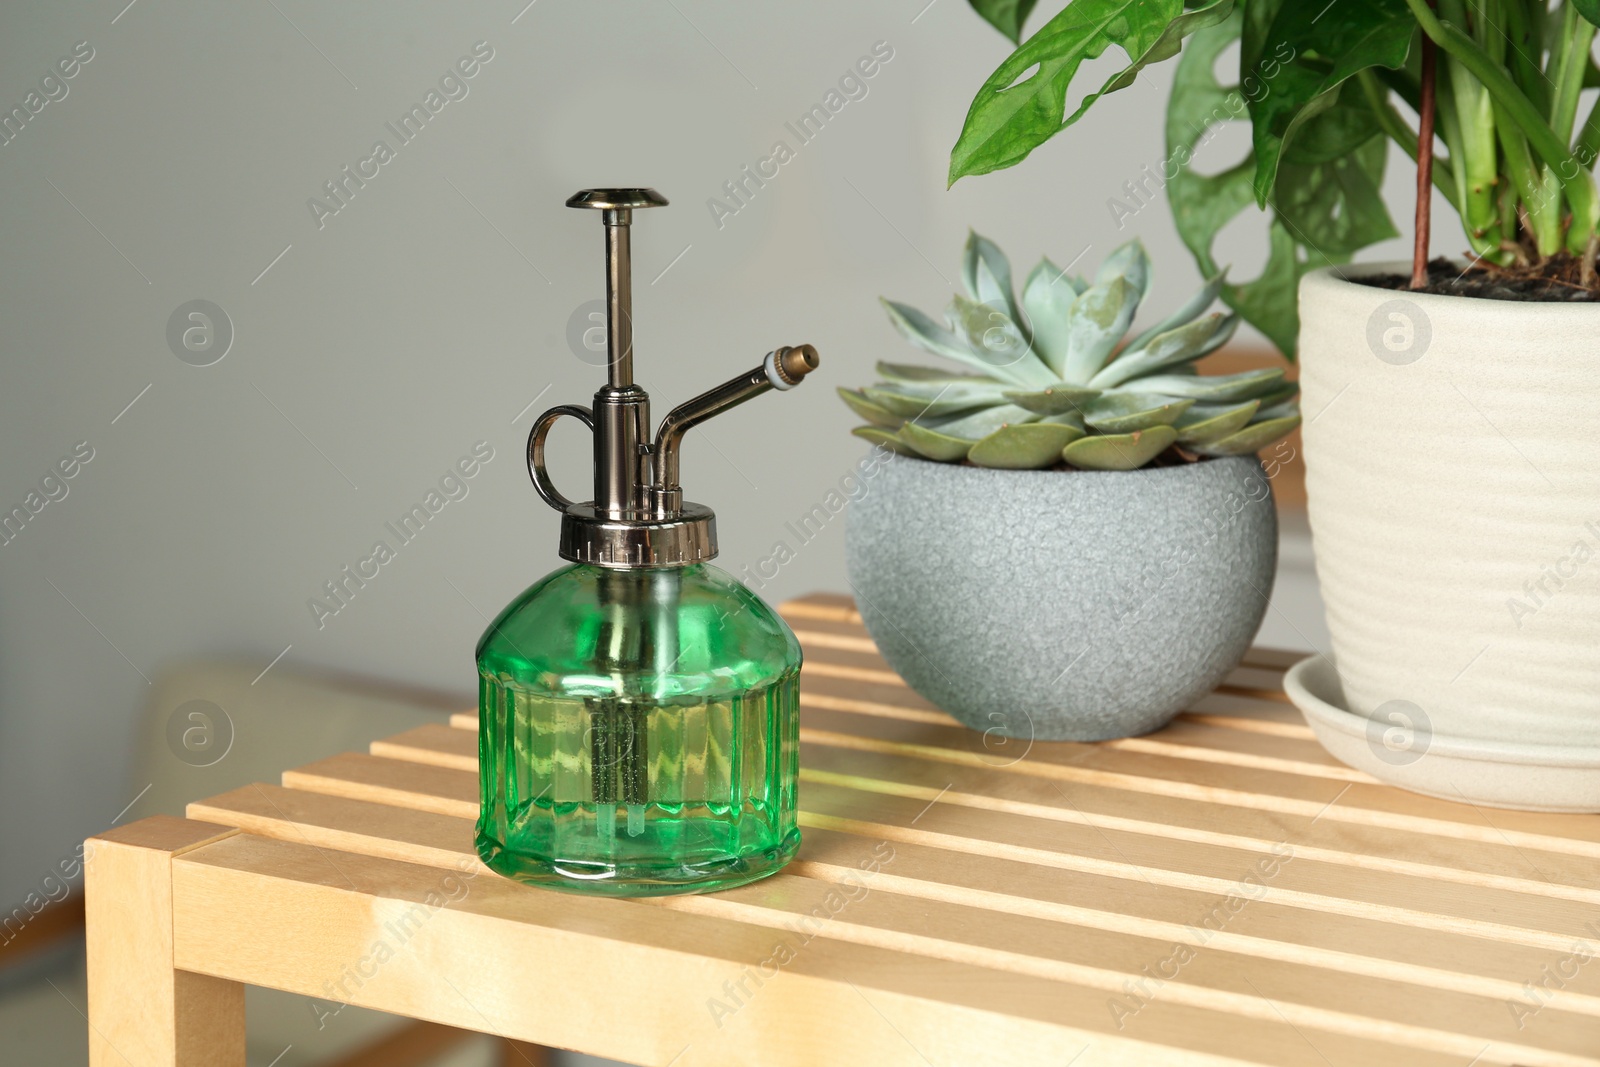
566;188;669;210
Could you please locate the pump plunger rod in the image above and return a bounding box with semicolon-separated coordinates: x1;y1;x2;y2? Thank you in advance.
529;187;819;567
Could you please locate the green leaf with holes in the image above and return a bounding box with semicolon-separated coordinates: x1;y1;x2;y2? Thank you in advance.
966;0;1042;44
1247;0;1414;206
1166;11;1339;357
949;0;1235;184
1273;137;1396;258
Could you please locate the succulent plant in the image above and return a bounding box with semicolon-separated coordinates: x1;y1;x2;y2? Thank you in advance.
841;233;1301;471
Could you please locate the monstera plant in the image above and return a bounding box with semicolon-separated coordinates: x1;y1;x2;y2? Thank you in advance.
946;0;1600;810
952;0;1600;353
840;233;1300;469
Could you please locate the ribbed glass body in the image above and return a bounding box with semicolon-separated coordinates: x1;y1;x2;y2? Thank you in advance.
475;563;801;895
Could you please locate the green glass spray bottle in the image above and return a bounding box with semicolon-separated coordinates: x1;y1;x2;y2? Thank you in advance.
475;189;818;896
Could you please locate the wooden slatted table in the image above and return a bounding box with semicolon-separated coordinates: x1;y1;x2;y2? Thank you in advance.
86;594;1600;1066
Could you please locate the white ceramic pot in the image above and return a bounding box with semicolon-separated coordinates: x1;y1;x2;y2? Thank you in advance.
1294;263;1600;811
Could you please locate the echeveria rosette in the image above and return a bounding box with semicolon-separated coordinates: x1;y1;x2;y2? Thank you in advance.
840;232;1300;471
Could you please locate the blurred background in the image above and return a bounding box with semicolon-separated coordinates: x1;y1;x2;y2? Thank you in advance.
0;0;1451;1062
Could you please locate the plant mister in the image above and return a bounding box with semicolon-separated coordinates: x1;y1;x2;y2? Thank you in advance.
475;188;818;895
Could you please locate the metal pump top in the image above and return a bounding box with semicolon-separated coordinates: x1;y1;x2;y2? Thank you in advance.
527;188;819;568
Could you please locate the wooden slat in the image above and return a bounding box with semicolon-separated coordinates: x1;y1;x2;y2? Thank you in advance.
349;721;1600;919
185;780;1600;1011
171;594;1600;1066
174;833;1449;1067
174;797;1589;1065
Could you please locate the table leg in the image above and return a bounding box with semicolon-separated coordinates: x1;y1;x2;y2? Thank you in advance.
85;816;245;1066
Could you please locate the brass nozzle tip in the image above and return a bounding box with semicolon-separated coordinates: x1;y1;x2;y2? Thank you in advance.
777;344;820;384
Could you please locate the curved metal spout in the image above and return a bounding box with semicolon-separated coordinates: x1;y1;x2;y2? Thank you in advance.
650;345;818;516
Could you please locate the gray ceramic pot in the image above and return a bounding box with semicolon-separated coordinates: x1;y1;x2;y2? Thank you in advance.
845;453;1277;741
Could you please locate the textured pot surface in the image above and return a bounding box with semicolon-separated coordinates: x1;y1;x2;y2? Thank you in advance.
845;453;1277;741
1298;264;1600;759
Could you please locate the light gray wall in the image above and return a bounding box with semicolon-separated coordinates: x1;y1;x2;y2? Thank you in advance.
1;0;1431;908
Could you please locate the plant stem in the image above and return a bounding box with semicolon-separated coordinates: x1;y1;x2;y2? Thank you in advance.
1413;12;1439;290
1403;0;1600;248
1497;0;1549;116
1434;0;1501;256
1497;106;1559;258
1544;6;1591;145
1577;95;1600;175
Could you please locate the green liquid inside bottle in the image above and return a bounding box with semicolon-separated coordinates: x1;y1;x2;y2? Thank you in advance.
475;563;801;895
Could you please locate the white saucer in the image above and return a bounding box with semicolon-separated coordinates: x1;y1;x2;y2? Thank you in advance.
1285;655;1600;813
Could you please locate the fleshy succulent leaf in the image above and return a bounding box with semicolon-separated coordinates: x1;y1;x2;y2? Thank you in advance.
947;294;1056;386
1255;398;1301;420
1022;257;1080;375
967;422;1082;468
857;232;1302;470
963;230;1021;322
897;422;978;461
866;378;1013;405
1174;399;1259;444
1081;393;1194;433
881;297;983;363
863;385;990;419
1087;311;1237;388
1124;271;1226;354
1116;367;1284;401
1061;425;1178;470
1094;238;1151;298
851;426;919;456
1188;415;1302;457
1062;276;1138;385
1001;385;1099;415
1249;382;1301;410
875;361;989;383
925;402;1038;440
838;388;905;428
1039;411;1086;431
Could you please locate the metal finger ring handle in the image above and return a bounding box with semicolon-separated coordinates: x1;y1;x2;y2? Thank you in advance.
527;404;594;511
